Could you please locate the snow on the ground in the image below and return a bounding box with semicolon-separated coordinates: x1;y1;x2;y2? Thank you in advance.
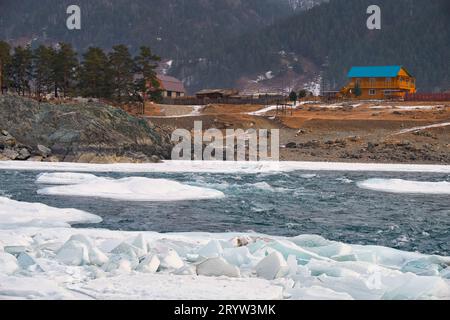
395;122;450;135
151;105;205;119
0;197;449;300
395;105;445;111
248;105;294;116
357;179;450;195
0;196;102;229
1;160;450;174
36;174;225;201
370;105;445;111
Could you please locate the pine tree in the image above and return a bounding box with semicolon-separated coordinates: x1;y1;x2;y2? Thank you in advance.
33;45;55;98
289;90;297;104
134;46;161;105
298;89;307;99
11;46;33;96
109;45;135;104
0;41;12;93
53;43;78;98
79;47;112;98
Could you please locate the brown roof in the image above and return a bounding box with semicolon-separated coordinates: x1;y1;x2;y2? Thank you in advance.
196;89;239;97
157;74;185;93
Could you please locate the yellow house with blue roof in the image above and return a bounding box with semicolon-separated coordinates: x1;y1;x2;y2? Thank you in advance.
341;66;416;100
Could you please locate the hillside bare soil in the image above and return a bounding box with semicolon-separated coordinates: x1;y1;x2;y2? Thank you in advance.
146;101;450;164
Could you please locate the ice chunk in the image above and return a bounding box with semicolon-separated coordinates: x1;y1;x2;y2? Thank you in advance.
222;247;252;267
136;254;160;273
357;179;450;195
287;255;298;276
89;247;109;267
103;255;133;273
131;234;148;255
56;240;90;266
306;260;361;278
268;240;328;265
198;240;223;258
197;257;241;278
0;252;19;275
68;234;95;248
17;252;41;271
401;258;441;276
291;235;331;248
4;246;28;255
111;242;145;259
159;250;184;270
440;268;450;279
173;265;196;276
255;251;289;280
37;176;225;201
308;243;353;259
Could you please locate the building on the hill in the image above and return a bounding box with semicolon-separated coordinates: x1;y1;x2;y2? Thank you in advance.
154;74;186;98
195;89;239;100
341;66;416;100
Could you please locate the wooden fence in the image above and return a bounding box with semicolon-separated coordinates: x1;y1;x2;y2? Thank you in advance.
162;95;287;106
404;93;450;102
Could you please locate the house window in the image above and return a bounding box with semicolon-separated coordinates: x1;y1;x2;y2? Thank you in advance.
167;91;173;97
369;89;376;95
176;92;181;97
386;78;392;87
369;78;376;87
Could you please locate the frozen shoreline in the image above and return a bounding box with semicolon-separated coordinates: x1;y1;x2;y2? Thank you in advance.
1;160;450;174
0;195;449;300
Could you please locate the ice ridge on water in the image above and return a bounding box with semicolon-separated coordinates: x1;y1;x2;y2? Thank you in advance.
36;173;225;201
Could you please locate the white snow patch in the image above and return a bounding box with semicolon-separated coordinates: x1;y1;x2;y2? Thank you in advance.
395;122;450;135
357;179;450;195
395;105;444;111
37;174;225;201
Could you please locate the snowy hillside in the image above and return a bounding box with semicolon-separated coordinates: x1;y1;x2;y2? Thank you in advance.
285;0;329;10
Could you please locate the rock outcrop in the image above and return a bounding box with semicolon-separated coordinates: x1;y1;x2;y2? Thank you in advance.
0;95;172;163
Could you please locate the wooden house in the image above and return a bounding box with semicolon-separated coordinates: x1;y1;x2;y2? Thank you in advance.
341;66;416;100
155;74;186;98
195;89;239;100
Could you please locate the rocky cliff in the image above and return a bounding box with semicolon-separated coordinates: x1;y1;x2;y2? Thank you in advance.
0;95;172;163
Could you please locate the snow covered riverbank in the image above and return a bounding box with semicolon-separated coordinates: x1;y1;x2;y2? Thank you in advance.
1;196;449;300
1;160;450;174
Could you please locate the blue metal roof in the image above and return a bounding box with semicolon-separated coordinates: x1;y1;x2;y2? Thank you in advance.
347;66;403;78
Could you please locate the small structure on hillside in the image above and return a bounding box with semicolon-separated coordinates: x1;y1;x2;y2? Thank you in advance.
155;74;186;98
340;66;416;100
195;89;239;100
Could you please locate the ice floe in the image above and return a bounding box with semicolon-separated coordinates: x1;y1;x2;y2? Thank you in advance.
357;179;450;195
0;196;102;229
37;174;225;201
